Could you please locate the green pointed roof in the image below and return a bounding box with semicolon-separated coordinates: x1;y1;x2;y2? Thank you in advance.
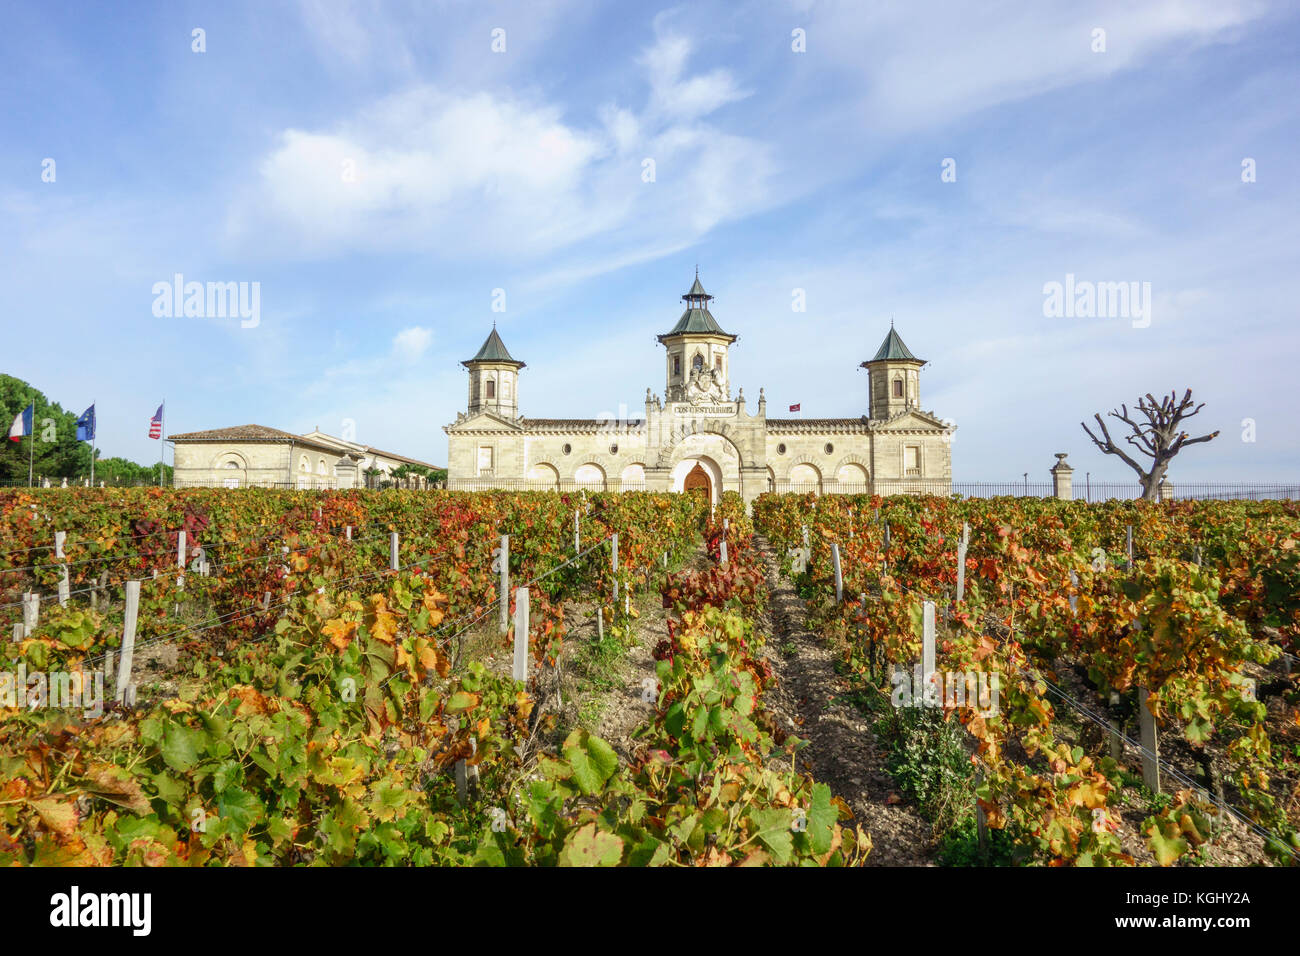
463;327;525;368
864;326;922;364
658;273;736;342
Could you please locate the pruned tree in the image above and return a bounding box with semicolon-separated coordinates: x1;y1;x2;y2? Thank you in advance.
1081;389;1219;501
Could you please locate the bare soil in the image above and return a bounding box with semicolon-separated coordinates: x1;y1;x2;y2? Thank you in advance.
755;535;936;866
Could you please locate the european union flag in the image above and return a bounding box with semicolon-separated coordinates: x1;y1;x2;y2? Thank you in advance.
76;404;95;442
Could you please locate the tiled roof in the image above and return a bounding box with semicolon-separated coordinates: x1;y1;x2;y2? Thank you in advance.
663;307;731;337
867;327;921;363
766;418;869;429
464;327;524;367
303;430;440;470
363;446;442;470
170;424;334;448
659;273;734;340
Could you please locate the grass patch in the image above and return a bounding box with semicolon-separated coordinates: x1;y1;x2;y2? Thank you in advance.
875;705;978;837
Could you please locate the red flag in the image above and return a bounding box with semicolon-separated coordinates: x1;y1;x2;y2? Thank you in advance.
788;403;800;412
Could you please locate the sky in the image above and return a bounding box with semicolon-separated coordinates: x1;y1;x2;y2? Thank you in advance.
1;0;1297;481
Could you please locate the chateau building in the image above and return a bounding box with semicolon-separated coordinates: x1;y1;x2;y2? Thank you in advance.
171;424;440;489
445;274;953;505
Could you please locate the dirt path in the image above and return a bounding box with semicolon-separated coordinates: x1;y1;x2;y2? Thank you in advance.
587;603;661;763
755;534;936;866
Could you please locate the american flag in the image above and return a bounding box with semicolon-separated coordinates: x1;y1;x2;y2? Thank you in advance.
788;403;800;412
148;403;163;439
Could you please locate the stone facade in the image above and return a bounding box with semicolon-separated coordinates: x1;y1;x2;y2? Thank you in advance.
171;424;440;489
445;274;953;505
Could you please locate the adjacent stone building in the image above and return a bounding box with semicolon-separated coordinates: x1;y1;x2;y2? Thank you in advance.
171;424;440;489
445;274;953;505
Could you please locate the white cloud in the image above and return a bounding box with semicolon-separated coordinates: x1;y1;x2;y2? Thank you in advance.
392;325;433;359
804;0;1269;131
639;31;749;122
231;29;773;269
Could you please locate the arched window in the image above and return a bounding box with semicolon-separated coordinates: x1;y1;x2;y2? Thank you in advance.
692;353;704;372
673;356;681;376
317;458;326;475
299;455;308;472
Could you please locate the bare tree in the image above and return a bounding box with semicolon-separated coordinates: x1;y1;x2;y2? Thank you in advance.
1081;389;1219;500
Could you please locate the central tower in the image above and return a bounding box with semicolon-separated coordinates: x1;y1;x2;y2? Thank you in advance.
657;272;737;403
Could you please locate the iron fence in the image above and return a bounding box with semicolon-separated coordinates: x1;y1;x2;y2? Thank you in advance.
5;476;1295;501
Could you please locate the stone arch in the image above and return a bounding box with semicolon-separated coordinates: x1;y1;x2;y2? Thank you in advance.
526;462;560;488
656;420;748;468
573;452;615;475
620;462;647;488
573;461;607;489
832;453;871;489
670;455;724;506
784;454;823;479
212;450;248;488
786;457;823;493
211;449;249;470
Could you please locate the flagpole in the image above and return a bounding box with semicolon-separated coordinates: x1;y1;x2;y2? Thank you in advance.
89;399;95;488
27;400;34;487
159;399;165;488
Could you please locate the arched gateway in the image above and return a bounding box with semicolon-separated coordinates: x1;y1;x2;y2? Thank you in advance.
683;463;711;502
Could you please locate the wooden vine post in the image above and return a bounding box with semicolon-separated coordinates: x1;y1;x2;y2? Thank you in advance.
512;586;531;682
116;581;141;706
55;531;69;607
922;600;936;700
955;522;969;602
1137;688;1161;792
831;543;842;603
611;533;619;603
22;593;39;638
497;535;510;634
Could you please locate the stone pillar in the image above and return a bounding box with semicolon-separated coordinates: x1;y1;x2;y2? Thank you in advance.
1050;453;1074;500
740;465;768;509
1158;477;1173;502
334;457;360;490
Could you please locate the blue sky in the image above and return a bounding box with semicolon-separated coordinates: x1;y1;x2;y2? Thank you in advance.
2;0;1296;480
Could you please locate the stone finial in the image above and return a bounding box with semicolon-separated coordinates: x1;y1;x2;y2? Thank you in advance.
646;387;652;404
1050;453;1074;500
758;387;765;404
737;387;744;404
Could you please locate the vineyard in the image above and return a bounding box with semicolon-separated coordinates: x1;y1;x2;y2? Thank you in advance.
0;488;1295;867
751;493;1300;866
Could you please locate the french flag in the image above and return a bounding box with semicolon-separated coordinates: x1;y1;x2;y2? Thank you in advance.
7;403;33;442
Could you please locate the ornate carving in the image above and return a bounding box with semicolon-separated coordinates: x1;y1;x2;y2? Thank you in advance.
685;366;726;404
